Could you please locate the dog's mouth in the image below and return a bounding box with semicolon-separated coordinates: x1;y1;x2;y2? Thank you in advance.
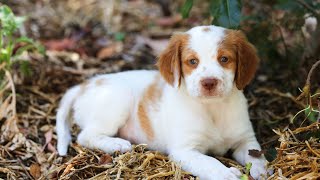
200;89;224;98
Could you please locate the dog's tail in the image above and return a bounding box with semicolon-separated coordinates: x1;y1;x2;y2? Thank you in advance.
56;86;80;155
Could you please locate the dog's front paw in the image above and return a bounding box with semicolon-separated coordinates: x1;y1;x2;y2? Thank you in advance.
99;137;132;153
112;138;132;153
250;159;271;180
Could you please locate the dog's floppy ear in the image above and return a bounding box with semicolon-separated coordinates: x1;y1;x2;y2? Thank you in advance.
157;33;187;88
234;31;259;90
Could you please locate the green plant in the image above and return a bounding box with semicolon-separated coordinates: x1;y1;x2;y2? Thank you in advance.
0;5;44;73
181;0;242;29
293;60;320;124
240;162;252;180
0;5;44;141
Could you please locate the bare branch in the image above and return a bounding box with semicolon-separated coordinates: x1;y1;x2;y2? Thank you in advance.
296;0;320;19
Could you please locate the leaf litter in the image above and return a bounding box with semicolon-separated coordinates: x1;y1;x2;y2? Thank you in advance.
1;0;320;179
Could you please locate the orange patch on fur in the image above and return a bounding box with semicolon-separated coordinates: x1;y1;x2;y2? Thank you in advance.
202;27;211;32
181;50;200;76
157;33;190;86
216;47;237;72
220;30;259;90
138;75;163;141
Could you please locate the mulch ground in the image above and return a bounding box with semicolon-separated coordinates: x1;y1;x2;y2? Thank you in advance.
0;0;319;179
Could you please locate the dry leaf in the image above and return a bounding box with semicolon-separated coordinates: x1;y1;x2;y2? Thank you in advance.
97;42;123;59
44;38;76;51
42;129;54;152
47;143;57;153
98;154;113;165
30;163;41;179
248;149;265;158
61;164;74;177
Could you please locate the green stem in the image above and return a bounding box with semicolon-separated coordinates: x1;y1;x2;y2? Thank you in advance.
0;30;3;49
7;35;13;64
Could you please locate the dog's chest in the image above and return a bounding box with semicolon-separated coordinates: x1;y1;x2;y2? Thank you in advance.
203;101;243;155
203;120;233;156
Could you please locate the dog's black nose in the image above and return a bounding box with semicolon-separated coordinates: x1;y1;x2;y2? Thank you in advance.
201;78;218;91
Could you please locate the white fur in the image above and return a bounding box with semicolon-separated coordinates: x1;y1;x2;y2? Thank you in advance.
184;26;235;98
57;25;268;180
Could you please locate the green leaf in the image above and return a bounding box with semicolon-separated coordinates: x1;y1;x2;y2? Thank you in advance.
304;106;317;122
114;32;126;41
245;162;252;174
181;0;194;18
265;148;277;162
210;0;242;29
0;5;26;36
15;36;46;55
16;36;35;44
0;48;10;63
240;175;249;180
14;44;35;57
36;44;46;55
19;60;32;77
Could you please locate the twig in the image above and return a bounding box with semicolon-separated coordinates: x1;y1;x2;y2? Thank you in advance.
296;0;320;19
297;60;320;101
5;70;16;116
146;171;175;180
306;60;320;87
305;140;320;157
276;24;289;61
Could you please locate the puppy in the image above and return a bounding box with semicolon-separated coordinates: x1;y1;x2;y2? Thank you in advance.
57;25;268;180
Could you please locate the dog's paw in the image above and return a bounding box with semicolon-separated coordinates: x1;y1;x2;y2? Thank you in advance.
100;137;132;153
217;167;241;180
250;159;271;180
112;138;132;153
226;167;242;179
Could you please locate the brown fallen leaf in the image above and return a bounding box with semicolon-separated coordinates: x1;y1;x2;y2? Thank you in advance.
44;38;76;51
42;129;57;153
61;164;74;177
30;163;41;179
248;149;265;158
97;42;123;59
47;143;57;153
98;154;113;165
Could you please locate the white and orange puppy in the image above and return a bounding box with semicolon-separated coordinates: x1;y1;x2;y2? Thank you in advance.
57;25;268;180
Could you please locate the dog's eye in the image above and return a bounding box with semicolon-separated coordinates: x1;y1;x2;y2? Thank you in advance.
188;59;198;66
220;56;228;63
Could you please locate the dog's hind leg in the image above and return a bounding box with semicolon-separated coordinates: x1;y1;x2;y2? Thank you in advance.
73;84;134;153
77;128;132;153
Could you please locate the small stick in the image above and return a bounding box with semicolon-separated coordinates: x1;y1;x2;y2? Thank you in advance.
147;171;175;179
305;140;320;158
138;153;155;169
297;60;320;101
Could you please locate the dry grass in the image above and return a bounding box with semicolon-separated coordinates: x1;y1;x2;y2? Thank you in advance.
269;123;320;179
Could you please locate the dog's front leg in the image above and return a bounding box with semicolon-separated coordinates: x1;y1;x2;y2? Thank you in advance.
232;137;268;179
169;149;241;180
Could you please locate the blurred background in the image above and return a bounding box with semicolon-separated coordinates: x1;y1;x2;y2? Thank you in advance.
0;0;319;179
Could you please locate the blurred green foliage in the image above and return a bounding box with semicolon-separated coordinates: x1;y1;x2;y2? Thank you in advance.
0;5;44;77
182;0;242;29
210;0;242;29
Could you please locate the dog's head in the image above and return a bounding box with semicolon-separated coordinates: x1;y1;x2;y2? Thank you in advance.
157;25;259;98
